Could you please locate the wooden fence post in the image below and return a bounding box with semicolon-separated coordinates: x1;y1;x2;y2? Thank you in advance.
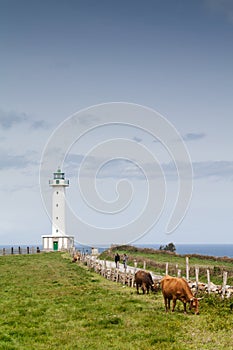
116;269;119;283
186;257;189;281
11;247;13;255
3;248;5;256
222;271;228;299
123;270;126;285
165;262;168;275
177;269;181;278
207;269;211;294
131;273;135;288
128;271;131;286
143;261;146;270
103;260;107;277
195;267;199;294
134;259;137;274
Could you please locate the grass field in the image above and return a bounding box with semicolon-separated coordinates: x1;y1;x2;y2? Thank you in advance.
0;252;232;350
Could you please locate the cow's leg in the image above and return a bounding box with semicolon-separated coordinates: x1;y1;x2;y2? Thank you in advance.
167;298;171;312
172;298;176;312
164;297;168;312
142;283;146;294
183;302;187;314
136;283;139;294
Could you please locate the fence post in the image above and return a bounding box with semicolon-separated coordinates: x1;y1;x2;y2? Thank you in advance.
134;259;137;274
116;268;119;283
131;273;135;288
123;270;126;285
222;271;228;299
177;269;181;278
165;262;168;275
186;257;189;281
128;270;131;287
3;248;5;256
143;261;146;270
103;260;107;278
207;269;211;294
195;267;199;294
11;247;14;255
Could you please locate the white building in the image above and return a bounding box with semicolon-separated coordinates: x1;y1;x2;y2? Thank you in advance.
42;168;74;251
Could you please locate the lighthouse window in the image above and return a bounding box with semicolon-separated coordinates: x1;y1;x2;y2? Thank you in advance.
56;180;59;184
56;229;58;233
56;204;58;207
56;191;59;195
56;217;58;220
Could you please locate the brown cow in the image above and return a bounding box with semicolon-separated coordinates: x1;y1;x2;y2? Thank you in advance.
135;270;157;294
161;275;201;314
72;253;81;262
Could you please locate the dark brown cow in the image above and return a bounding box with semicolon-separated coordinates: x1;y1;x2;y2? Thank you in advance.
161;275;201;314
135;270;157;294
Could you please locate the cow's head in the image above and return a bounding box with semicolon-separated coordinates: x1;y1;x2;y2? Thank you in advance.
151;282;160;293
151;280;161;293
189;297;202;315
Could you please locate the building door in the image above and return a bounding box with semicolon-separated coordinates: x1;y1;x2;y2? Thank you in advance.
53;241;58;251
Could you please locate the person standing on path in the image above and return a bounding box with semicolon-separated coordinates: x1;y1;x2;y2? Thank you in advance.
114;253;120;268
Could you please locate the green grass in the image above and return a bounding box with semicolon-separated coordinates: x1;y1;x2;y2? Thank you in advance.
0;252;232;349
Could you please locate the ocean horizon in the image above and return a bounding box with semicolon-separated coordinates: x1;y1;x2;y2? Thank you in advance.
0;243;233;258
73;243;233;258
1;243;232;258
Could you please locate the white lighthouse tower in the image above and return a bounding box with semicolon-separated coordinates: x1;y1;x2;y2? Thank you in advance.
42;168;74;251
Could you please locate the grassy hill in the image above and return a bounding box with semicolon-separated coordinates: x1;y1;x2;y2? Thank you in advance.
0;252;232;349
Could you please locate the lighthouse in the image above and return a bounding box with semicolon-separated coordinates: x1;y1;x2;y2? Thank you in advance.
42;168;74;251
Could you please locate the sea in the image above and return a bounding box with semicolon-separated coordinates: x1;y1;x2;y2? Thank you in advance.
74;243;233;258
1;243;233;258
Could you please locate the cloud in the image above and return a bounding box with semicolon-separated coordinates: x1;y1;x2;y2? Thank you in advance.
0;109;49;130
78;114;100;126
64;153;233;182
204;0;233;23
0;110;28;129
183;132;206;141
0;152;37;170
193;161;233;180
132;136;142;143
30;120;49;130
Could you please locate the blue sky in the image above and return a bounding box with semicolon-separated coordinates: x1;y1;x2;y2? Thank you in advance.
0;0;233;245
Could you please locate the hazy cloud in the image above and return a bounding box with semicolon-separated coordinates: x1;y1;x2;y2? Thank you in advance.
205;0;233;23
31;120;49;130
132;136;142;143
65;154;233;182
0;109;49;130
0;152;36;170
78;114;100;126
193;161;233;180
0;110;28;129
183;132;206;141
